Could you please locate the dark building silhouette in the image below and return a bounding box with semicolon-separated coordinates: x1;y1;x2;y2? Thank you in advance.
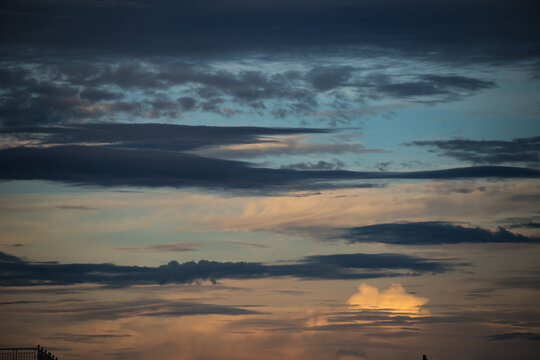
0;346;60;360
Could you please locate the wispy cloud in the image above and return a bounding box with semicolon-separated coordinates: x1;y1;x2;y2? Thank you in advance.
116;242;201;252
487;332;540;342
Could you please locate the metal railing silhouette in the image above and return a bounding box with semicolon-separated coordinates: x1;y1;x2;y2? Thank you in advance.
0;346;60;360
1;346;428;359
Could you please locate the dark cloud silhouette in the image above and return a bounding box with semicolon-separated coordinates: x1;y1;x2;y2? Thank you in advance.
1;0;539;65
407;136;540;166
1;144;538;192
1;124;539;193
1;137;539;193
342;221;540;245
0;123;329;152
0;251;455;287
373;74;496;101
487;332;540;342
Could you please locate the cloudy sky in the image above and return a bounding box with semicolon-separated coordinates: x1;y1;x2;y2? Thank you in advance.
1;1;540;359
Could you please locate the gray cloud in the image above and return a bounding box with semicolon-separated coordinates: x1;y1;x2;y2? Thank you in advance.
0;251;456;287
28;298;258;321
2;0;539;66
487;332;540;342
509;221;540;229
79;88;124;101
280;159;346;171
306;66;355;91
369;74;496;103
0;62;501;127
493;276;540;290
1;144;539;193
407;136;540;166
178;96;197;111
0;123;329;152
342;221;540;245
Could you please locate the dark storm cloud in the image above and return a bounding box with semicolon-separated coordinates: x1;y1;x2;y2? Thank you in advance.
407;136;540;166
0;251;455;287
487;332;540;342
1;0;539;64
342;221;540;245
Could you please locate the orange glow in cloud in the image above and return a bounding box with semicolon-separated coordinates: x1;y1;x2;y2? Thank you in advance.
347;283;429;315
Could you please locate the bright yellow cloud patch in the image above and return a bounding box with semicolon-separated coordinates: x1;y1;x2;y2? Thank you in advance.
347;283;429;315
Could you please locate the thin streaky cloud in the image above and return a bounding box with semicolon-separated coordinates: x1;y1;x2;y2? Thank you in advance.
116;242;202;252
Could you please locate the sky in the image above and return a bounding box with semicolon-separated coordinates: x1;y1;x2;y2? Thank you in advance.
0;1;540;359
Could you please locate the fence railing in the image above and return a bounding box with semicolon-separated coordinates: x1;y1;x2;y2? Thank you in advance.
0;346;60;360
